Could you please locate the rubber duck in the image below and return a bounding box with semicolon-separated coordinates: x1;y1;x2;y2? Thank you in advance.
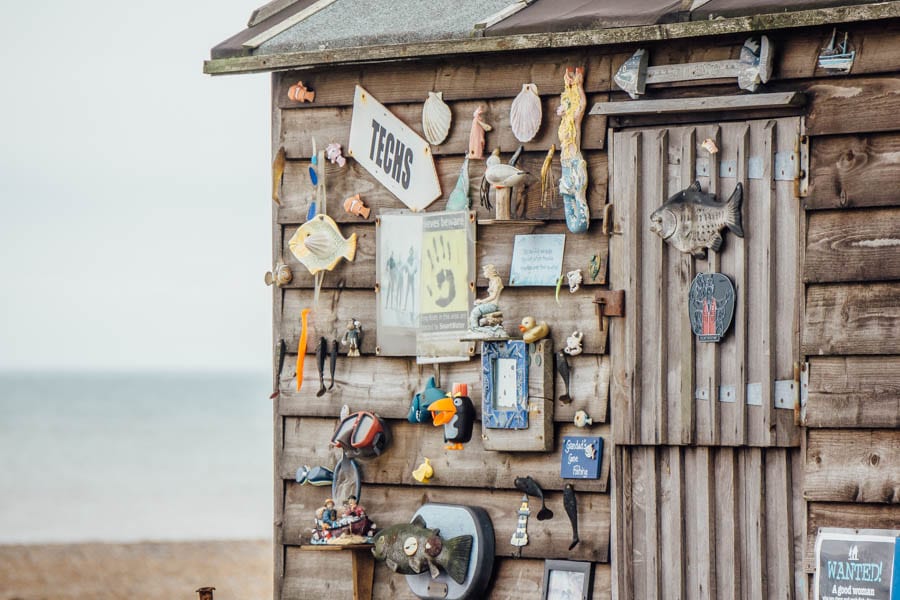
428;383;476;450
484;149;528;189
412;458;434;484
519;316;550;344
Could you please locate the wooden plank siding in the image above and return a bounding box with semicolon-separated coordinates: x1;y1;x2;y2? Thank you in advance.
801;282;900;355
805;356;900;428
806;132;900;211
804;208;900;283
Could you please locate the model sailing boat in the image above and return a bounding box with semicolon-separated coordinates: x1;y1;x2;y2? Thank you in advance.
818;28;855;72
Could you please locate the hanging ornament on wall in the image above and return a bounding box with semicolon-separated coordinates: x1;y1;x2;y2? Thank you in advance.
288;214;357;275
510;83;542;143
688;272;736;343
422;91;452;146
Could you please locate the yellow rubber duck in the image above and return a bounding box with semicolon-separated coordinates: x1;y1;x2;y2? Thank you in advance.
412;458;434;484
519;316;550;344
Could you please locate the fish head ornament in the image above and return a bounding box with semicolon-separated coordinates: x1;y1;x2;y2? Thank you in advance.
649;206;679;240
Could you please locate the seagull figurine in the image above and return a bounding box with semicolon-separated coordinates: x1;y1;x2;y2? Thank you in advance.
480;148;529;210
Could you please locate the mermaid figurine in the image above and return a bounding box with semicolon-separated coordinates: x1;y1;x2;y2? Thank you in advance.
557;67;590;233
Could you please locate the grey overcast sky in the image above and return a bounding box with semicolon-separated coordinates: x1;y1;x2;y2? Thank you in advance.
0;2;273;372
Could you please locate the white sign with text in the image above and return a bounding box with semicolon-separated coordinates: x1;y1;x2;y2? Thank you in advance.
347;85;441;211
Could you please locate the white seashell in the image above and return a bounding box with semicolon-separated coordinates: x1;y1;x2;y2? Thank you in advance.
510;83;542;143
422;91;452;146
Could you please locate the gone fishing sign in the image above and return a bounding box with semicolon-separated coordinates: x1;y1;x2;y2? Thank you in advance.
348;86;441;211
814;528;900;600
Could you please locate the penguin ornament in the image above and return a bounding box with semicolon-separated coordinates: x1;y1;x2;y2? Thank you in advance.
428;383;476;451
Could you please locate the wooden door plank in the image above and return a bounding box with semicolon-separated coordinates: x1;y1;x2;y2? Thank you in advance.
714;448;742;600
805;356;900;428
281;417;611;493
765;449;794;599
801;282;900;355
678;128;697;445
805;429;900;503
685;448;717;600
806;132;900;210
804;207;900;282
740;448;767;600
614;447;635;600
658;447;686;599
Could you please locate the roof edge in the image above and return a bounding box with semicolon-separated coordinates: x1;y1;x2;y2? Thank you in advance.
204;0;900;75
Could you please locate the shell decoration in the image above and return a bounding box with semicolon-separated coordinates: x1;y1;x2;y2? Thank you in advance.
422;91;452;146
510;83;542;142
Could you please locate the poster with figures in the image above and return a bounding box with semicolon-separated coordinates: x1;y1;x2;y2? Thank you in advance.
376;211;475;360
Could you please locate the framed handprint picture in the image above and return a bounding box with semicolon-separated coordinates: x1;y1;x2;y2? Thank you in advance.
376;210;475;362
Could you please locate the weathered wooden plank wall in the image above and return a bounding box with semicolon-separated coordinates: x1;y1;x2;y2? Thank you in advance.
798;21;900;598
271;42;614;599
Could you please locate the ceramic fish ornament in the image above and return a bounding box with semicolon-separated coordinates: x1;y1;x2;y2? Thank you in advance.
316;337;328;397
649;181;744;256
288;214;357;275
574;410;592;428
556;350;572;403
514;475;553;521
446;157;470;211
422;92;452;146
272;146;286;205
563;484;580;550
372;515;473;584
510;83;542;142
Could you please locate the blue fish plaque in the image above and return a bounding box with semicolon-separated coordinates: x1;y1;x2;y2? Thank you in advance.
560;436;602;479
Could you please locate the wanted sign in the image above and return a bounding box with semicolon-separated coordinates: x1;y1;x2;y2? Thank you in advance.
814;528;900;600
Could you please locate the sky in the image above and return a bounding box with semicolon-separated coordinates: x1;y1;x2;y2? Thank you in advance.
0;1;272;373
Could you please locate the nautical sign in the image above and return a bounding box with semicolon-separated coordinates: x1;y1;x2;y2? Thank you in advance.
560;435;602;479
509;234;566;286
348;85;441;211
688;272;736;343
814;528;900;600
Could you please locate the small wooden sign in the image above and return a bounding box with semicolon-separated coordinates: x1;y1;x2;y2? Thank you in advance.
348;86;441;211
813;528;900;600
688;272;736;343
560;436;602;479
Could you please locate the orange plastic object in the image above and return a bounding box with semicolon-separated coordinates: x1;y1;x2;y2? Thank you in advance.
288;81;315;103
343;194;370;219
296;308;310;391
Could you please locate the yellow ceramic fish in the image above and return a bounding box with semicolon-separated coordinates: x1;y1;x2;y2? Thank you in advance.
289;214;357;275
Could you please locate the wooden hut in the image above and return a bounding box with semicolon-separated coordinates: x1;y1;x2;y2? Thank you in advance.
206;1;900;597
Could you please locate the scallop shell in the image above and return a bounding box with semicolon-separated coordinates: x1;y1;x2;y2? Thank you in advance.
422;91;452;146
510;83;542;143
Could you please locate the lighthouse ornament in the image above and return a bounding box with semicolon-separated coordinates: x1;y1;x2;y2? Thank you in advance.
688;272;736;343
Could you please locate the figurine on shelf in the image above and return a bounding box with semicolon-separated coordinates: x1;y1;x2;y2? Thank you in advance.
480;148;529;219
519;316;550;344
325;142;347;167
566;269;583;293
557;67;590;234
468;104;493;160
428;383;476;450
316;498;338;528
564;330;584;356
310;494;377;544
468;264;508;339
341;318;363;357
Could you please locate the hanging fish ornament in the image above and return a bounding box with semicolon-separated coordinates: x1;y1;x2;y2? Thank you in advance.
510;83;542;143
288;214;357;275
563;483;580;550
649;181;744;256
422;91;452;146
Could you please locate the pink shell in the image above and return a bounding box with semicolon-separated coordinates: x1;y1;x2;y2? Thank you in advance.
510;83;542;143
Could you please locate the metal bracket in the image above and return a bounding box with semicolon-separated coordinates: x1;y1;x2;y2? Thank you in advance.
774;379;796;410
601;203;620;235
799;118;810;197
593;290;625;335
799;361;809;424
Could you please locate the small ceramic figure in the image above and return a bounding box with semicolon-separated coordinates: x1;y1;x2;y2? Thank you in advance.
343;194;370;219
574;410;593;428
519;317;549;344
514;475;553;520
510;494;530;549
310;493;377;544
318;498;339;527
341;318;363;357
481;148;528;218
566;269;583;293
288;80;315;103
422;91;452;146
557;67;590;233
372;515;473;584
468;264;508;339
408;376;445;424
288;214;357;275
563;331;583;356
445;157;470;211
265;262;293;287
468;105;493;160
428;383;476;450
510;83;542;143
325;142;347;167
412;458;434;484
649;181;744;256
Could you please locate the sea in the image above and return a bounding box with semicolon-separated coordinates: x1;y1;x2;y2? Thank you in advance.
0;371;273;544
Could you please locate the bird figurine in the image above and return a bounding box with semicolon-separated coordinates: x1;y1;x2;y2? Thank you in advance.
519;316;550;344
480;149;529;211
412;458;434;484
427;383;476;450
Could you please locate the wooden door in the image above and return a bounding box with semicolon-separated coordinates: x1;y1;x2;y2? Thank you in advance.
609;118;803;448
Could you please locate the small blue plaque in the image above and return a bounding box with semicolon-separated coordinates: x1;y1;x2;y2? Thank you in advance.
560;436;602;479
